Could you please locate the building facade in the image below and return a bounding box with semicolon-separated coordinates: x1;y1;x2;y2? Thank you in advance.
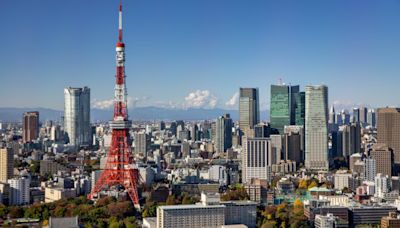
377;108;400;164
64;87;91;147
23;111;39;143
215;114;233;153
0;148;13;182
242;137;272;183
305;85;329;171
239;88;259;131
8;177;30;205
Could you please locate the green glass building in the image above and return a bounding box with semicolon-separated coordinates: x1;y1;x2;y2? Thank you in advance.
270;85;304;134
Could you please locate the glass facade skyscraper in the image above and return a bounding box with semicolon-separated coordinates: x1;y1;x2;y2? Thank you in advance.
305;85;329;171
64;87;91;147
215;114;233;153
239;88;259;131
270;85;304;134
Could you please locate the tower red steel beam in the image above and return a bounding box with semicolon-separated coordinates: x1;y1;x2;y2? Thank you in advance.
88;0;140;208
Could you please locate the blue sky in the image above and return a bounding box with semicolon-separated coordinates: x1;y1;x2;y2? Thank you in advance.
0;0;399;110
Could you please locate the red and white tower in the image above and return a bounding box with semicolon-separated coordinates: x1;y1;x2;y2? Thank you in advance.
88;1;140;208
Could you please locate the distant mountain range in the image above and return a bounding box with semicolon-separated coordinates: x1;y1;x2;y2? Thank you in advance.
0;107;269;122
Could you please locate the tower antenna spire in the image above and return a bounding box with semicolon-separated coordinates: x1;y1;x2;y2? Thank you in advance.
119;0;123;42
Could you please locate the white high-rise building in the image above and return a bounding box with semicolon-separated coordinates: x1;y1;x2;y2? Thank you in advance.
375;173;390;198
8;177;30;205
242;137;272;183
305;85;329;171
364;157;376;182
64;87;91;147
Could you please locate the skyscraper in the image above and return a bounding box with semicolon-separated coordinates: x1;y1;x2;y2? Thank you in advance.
328;105;336;125
239;88;259;131
215;114;233;153
8;177;30;205
370;143;393;177
305;85;329;171
242;137;272;183
283;125;304;164
367;109;376;127
353;107;360;123
64;87;91;147
270;85;299;133
0;148;13;182
22;111;39;143
134;131;150;157
295;91;306;126
359;106;368;125
377;108;400;164
339;123;361;157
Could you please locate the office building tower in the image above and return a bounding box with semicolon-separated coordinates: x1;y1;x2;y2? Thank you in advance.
64;87;91;147
364;157;376;182
367;109;376;127
353;107;360;123
215;114;233;153
283;125;304;164
370;144;393;177
8;177;30;205
270;85;296;133
23;111;39;143
134;131;150;157
254;123;270;138
295;91;306;126
270;134;282;164
360;106;368;125
0;148;13;182
329;105;336;125
169;122;177;136
340;110;351;125
239;88;259;131
335;113;343;126
377;108;400;164
190;124;199;141
305;85;329;171
375;173;390;198
158;121;166;131
339;123;361;157
242;137;272;183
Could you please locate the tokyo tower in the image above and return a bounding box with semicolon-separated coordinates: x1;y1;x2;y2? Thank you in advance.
88;0;140;208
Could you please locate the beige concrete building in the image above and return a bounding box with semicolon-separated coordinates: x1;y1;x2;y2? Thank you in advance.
370;143;393;177
45;187;76;203
0;148;13;182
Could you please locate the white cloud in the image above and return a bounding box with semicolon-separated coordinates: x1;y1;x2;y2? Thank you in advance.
183;90;218;109
92;98;114;110
92;96;150;110
225;92;239;107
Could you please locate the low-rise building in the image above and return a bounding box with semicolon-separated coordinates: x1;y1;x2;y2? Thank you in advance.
381;212;400;228
315;213;337;228
45;187;76;203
